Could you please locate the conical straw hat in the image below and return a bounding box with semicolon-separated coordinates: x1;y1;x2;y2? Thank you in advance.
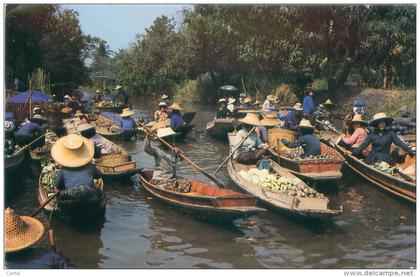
120;108;134;117
4;208;45;253
168;103;184;111
218;98;227;103
323;99;336;106
351;114;367;126
267;94;277;101
61;107;73;114
243;96;252;104
260;112;281;126
161;94;168;99
239;113;261;126
75;110;84;117
370;112;393;127
51;134;94;168
298;119;314;130
253;100;261;105
158;101;167;107
115;85;122;90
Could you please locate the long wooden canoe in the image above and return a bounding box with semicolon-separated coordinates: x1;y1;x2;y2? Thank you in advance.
206;118;237;140
227;133;342;218
139;170;265;221
333;142;415;204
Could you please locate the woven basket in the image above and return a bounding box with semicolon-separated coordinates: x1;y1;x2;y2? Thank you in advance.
97;154;130;166
268;128;298;149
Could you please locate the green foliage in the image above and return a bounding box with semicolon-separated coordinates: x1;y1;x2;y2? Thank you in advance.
28;68;50;93
174;73;216;103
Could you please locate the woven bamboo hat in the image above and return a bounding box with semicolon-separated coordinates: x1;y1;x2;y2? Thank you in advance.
370;112;394;127
61;107;73;114
75;110;84;117
323;99;336;107
120;108;134;117
5;208;45;253
351;114;368;126
267;94;277;101
95;88;101;93
218;98;227;103
115;85;122;90
239;113;261;126
261;112;281;126
253;100;261;105
298;119;315;130
51;134;94;168
293;103;303;111
169;103;184;111
243;96;252;104
161;94;168;99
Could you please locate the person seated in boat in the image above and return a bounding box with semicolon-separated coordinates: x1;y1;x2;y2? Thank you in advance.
337;114;368;153
161;94;172;107
233;113;268;165
74;110;90;123
258;112;282;143
353;113;415;165
113;85;129;107
241;96;253;109
33;105;43;116
119;108;137;139
4;208;75;269
52;134;103;212
67;94;81;112
169;103;189;133
93;88;103;102
281;119;321;157
14;115;47;148
227;98;236;114
63;94;71;106
79;124;120;157
216;98;231;119
262;94;278;113
144;135;180;179
282;103;303;131
303;90;316;123
154;102;169;122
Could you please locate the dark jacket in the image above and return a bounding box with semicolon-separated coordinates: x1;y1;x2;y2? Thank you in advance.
283;110;302;131
283;134;321;156
170;113;185;132
55;163;102;190
216;107;231;118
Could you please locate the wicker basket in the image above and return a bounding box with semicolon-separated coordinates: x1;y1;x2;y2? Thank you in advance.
95;154;136;174
268;128;298;149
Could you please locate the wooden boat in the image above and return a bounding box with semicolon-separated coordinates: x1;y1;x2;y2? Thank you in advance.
267;128;344;181
206;118;238;140
95;153;138;180
227;133;342;218
93;101;124;113
29;130;58;163
38;174;106;223
139;170;265;221
89;114;135;141
5;148;27;173
157;125;195;142
333;142;415;204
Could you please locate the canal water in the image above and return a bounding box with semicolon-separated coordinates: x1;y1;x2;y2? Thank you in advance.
6;96;415;269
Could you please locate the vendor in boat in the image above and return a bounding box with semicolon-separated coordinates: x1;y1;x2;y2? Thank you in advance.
337;114;368;152
161;94;172;106
79;123;120;157
233;113;268;165
119;108;137;139
144;135;180;179
14;115;47;148
63;94;71;106
93;88;103;102
262;94;278;113
169;103;189;133
216;98;231;119
241;96;253;109
52;134;103;204
353;113;415;165
67;94;81;112
75;110;90;123
283;103;303;131
4;208;75;269
259;112;282;143
227;98;236;113
154;102;169;122
303;90;316;123
114;85;130;107
281;119;321;157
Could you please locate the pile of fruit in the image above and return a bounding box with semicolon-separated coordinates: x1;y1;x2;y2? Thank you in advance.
281;147;334;161
238;168;324;198
40;161;59;196
150;177;192;193
373;161;395;175
93;117;113;128
45;130;58;145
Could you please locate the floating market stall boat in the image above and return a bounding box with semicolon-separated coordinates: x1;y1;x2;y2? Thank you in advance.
29;130;58;163
138;170;265;221
206;118;238;140
95;153;138;180
333;142;415;204
93;101;124;113
38;162;106;223
89;114;135;141
227;133;342;218
267;128;344;181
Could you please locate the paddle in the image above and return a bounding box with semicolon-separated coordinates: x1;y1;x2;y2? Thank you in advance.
135;119;227;188
212;126;256;175
394;168;415;182
14;133;46;155
30;191;60;217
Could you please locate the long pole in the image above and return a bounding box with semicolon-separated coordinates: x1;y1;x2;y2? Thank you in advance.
15;133;46;155
135;119;227;188
30;191;59;217
240;77;248;96
213;126;256;175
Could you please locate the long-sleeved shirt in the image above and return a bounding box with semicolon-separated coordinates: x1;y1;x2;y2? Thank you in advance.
55;163;102;190
119;117;136;131
262;99;276;113
283;134;321;156
144;136;176;179
154;110;169;122
303;95;315;115
170;113;185;132
342;127;368;148
354;130;414;165
283;110;302;131
233;128;263;159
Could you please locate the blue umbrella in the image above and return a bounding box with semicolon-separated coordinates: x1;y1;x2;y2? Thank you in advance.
7;91;51;104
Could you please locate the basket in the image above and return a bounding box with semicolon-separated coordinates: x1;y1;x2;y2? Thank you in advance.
95;154;136;174
268;128;298;149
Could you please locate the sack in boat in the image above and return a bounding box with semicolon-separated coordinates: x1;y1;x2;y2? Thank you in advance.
256;159;271;170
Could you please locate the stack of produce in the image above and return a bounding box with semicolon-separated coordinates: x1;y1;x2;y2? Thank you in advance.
45;130;58;144
238;168;324;198
40;160;59;201
93;117;113;128
373;161;395;175
150;177;192;193
281;147;334;161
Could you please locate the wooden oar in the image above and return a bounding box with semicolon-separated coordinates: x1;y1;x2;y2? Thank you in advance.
212;126;256;175
30;191;60;217
394;168;415;182
135;119;227;188
15;133;46;155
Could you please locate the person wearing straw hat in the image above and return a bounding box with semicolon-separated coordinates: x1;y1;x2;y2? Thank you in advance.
227;98;236;113
281;119;321;157
262;94;278;113
337;114;368;151
241;96;253;109
93;88;103;102
14;114;47;148
233;113;268;165
154;102;169;122
283;103;303;131
119;108;137;140
216;98;231;119
63;94;71;105
113;85;129;107
67;94;81;113
353;112;415;165
259;112;282;143
169;103;189;133
4;208;75;269
161;94;172;106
